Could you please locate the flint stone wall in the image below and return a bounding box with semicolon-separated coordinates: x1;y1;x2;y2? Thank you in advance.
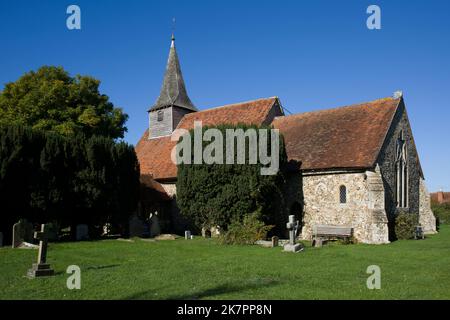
419;178;437;234
301;169;389;244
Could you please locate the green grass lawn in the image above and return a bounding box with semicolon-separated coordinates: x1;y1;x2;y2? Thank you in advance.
1;225;450;300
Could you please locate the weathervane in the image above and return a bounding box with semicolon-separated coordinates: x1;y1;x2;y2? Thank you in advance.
172;17;176;40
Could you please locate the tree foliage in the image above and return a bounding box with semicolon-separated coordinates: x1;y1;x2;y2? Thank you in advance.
0;66;128;139
431;202;450;225
0;124;140;238
176;124;288;234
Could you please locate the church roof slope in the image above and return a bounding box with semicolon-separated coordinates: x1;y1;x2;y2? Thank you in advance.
177;97;280;130
136;97;280;180
272;97;401;171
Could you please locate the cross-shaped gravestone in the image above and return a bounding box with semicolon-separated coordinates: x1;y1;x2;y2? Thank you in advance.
27;224;54;278
283;215;304;253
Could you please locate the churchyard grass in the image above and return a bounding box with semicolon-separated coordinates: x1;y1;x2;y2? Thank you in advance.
1;225;449;300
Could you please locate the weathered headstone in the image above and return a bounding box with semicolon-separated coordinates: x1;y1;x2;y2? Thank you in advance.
185;230;191;240
149;212;161;238
27;224;54;278
415;226;424;240
102;223;111;236
46;222;59;242
154;234;179;240
0;232;3;247
129;214;144;237
283;215;304;253
211;226;221;238
271;236;279;248
12;219;34;248
76;224;89;241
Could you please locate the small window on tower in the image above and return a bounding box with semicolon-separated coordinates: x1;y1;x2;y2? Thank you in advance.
157;110;164;122
339;185;347;204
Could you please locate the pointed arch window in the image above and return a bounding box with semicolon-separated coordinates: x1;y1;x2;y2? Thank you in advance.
395;131;408;208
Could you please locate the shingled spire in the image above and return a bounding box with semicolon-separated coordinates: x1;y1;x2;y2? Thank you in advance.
148;34;197;139
149;34;197;112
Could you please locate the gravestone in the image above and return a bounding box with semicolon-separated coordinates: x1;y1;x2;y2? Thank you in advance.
76;224;89;241
12;219;34;248
283;215;304;253
415;226;424;240
211;226;221;238
185;230;191;240
0;232;3;247
27;224;54;278
271;236;279;248
149;212;161;238
142;222;150;238
46;222;59;242
129;214;144;238
102;223;111;236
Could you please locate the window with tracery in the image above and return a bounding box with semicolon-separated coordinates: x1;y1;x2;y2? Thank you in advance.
395;130;408;208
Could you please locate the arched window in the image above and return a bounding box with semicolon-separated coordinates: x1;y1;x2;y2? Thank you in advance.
339;185;347;204
395;131;408;208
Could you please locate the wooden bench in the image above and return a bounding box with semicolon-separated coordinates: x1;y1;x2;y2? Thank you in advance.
312;225;353;247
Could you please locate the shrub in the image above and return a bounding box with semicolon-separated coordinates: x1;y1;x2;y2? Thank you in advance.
395;212;419;240
431;203;450;225
218;212;274;245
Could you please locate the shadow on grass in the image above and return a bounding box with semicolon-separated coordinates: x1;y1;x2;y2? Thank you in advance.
125;279;280;300
85;264;120;271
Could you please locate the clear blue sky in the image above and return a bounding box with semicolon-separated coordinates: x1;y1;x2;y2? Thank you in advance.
0;0;449;191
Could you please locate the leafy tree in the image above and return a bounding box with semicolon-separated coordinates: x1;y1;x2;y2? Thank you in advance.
0;66;128;139
176;124;288;234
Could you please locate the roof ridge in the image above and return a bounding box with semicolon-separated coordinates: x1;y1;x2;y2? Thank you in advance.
184;96;278;116
273;96;399;120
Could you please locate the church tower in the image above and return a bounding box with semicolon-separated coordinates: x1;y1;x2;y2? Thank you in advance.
148;34;197;139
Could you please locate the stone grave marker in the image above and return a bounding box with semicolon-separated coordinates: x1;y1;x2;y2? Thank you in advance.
271;236;279;248
12;219;34;248
27;224;54;278
76;224;89;241
129;214;144;237
149;212;161;237
185;230;191;240
283;215;304;253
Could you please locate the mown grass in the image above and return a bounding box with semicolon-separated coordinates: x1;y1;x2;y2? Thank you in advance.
1;226;449;300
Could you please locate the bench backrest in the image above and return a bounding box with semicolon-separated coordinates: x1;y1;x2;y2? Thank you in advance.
313;225;353;237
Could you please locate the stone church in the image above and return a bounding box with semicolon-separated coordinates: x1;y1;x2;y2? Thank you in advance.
135;35;437;244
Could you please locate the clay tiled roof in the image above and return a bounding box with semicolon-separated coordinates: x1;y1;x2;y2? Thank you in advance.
272;97;401;171
136;97;280;180
139;174;171;200
430;192;450;204
135;132;178;180
177;97;279;130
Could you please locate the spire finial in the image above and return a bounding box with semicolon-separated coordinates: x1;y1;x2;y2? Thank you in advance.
171;17;176;45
